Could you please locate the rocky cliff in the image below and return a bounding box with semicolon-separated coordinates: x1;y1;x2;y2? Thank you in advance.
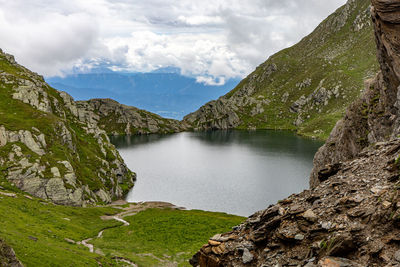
310;0;400;188
191;140;400;267
0;49;135;206
184;0;378;139
78;98;187;135
190;1;400;266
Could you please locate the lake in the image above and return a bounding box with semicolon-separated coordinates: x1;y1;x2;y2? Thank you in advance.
110;130;322;216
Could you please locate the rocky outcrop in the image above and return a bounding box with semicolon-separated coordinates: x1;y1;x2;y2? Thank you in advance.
183;74;271;130
191;139;400;267
184;0;378;138
0;238;23;267
310;0;400;188
0;49;135;206
79;98;187;135
191;1;400;266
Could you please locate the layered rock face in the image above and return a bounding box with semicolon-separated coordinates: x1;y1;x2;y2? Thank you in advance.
184;0;378;139
0;50;135;206
78;98;187;135
310;0;400;188
191;1;400;266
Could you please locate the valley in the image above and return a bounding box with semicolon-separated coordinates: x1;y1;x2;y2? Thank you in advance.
1;0;400;266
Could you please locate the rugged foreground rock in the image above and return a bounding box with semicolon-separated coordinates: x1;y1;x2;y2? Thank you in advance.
0;49;135;206
311;0;400;188
184;0;378;139
191;0;400;266
79;98;187;135
191;139;400;266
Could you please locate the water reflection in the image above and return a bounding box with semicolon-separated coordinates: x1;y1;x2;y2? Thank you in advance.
111;130;322;216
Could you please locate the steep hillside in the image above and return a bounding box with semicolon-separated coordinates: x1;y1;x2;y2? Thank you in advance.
310;0;400;188
78;98;187;135
190;1;400;266
184;0;378;140
0;49;135;206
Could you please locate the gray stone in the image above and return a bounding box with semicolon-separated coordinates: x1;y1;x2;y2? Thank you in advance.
96;189;112;203
294;234;304;241
64;173;77;187
394;250;400;262
242;248;253;264
282;92;289;103
19;130;45;155
211;234;230;242
21;177;47;199
0;126;7;146
45;178;69;204
64;238;76;244
69;188;83;206
302;209;318;222
51;167;61;178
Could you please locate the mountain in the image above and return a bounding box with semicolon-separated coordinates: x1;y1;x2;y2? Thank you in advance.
310;0;400;187
46;72;240;120
191;1;400;266
78;98;187;135
0;49;135;206
184;0;378;140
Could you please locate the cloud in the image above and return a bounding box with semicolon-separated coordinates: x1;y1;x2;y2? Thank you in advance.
0;0;101;76
0;0;347;82
196;76;226;86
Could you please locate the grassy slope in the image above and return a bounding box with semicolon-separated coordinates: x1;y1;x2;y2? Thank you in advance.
189;0;378;140
0;186;244;266
0;52;134;197
91;209;244;266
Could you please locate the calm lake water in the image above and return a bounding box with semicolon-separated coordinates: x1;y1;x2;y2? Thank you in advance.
110;130;322;216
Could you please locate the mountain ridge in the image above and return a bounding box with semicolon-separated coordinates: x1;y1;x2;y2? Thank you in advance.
184;0;378;140
47;72;240;120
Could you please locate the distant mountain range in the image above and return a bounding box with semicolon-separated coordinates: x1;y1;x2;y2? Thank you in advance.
46;71;240;120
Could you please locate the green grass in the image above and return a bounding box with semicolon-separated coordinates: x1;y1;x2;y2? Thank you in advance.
91;208;245;267
0;191;121;266
0;189;244;266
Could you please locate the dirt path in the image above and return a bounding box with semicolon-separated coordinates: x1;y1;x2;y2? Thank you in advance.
75;201;185;266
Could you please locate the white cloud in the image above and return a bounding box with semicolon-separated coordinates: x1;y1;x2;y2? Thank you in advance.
0;0;347;83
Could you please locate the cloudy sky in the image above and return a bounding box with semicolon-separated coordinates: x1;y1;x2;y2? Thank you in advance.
0;0;346;84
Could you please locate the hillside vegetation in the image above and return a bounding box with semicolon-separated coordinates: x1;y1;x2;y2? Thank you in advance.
0;49;134;206
184;0;378;140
